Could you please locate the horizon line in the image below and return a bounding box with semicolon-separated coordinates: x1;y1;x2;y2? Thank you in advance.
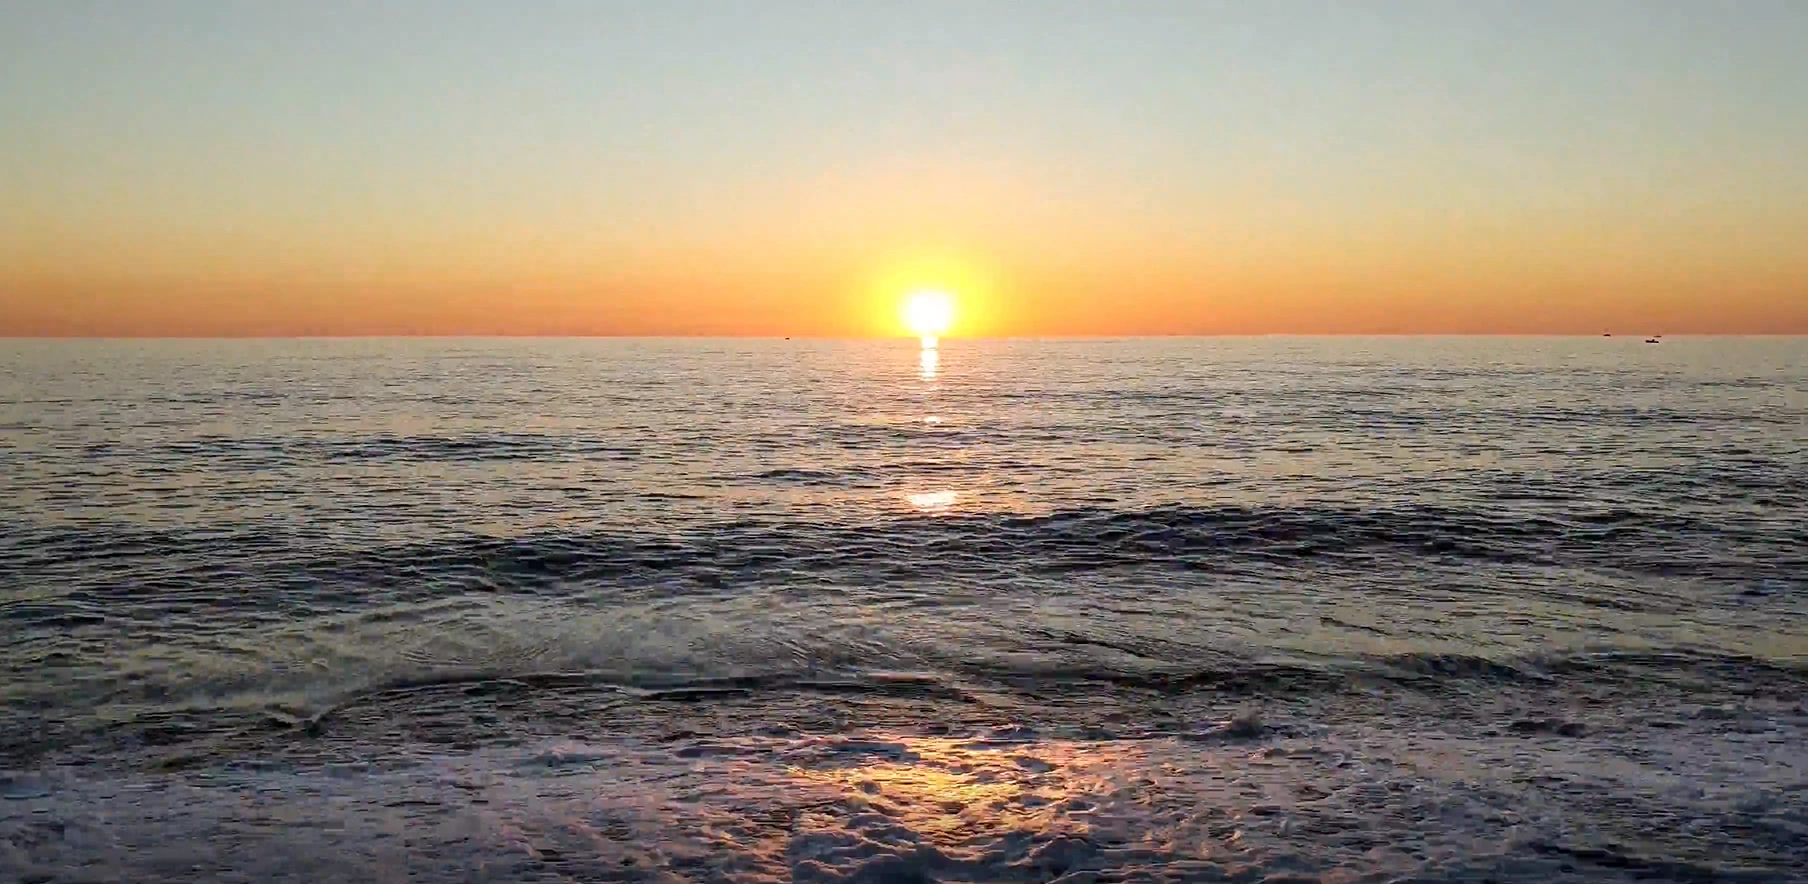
5;332;1805;342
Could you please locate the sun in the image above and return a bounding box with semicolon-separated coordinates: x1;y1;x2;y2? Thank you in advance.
902;290;956;344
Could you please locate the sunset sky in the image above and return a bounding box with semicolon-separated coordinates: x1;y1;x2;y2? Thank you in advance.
3;1;1805;336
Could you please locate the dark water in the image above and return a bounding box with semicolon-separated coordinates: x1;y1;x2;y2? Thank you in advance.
3;337;1806;882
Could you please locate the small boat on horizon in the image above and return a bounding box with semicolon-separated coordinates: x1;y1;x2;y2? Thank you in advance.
1645;336;1662;344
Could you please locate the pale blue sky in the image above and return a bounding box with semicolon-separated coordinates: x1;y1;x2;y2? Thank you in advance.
3;0;1805;334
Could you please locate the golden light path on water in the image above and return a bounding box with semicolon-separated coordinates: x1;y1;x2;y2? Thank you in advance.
781;737;1149;856
474;735;1212;873
906;490;958;511
906;337;958;512
450;728;1488;880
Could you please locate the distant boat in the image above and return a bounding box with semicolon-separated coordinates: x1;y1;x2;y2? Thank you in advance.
1603;333;1612;337
1645;336;1661;344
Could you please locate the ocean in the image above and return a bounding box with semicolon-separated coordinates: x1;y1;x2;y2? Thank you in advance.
3;336;1805;882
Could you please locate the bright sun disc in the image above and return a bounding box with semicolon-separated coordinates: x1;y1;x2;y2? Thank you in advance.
902;290;956;339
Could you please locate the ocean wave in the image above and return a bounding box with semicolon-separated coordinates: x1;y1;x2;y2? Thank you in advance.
6;502;1799;609
7;645;1806;771
76;432;644;466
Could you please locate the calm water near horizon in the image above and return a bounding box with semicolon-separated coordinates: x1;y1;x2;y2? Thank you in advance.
3;336;1806;881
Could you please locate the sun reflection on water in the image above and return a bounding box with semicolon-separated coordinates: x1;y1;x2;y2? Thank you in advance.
919;345;939;381
785;737;1132;848
906;490;958;511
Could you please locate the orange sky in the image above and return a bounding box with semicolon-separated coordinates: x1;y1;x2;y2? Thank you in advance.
7;202;1803;336
4;3;1806;336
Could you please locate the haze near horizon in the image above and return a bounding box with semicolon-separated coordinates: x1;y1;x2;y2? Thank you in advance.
3;1;1805;337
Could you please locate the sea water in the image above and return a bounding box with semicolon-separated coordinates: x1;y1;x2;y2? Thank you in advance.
3;336;1805;881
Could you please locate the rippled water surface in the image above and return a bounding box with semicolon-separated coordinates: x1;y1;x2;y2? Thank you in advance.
4;337;1807;882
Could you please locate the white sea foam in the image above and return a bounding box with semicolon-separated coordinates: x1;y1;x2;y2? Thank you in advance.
6;714;1804;882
